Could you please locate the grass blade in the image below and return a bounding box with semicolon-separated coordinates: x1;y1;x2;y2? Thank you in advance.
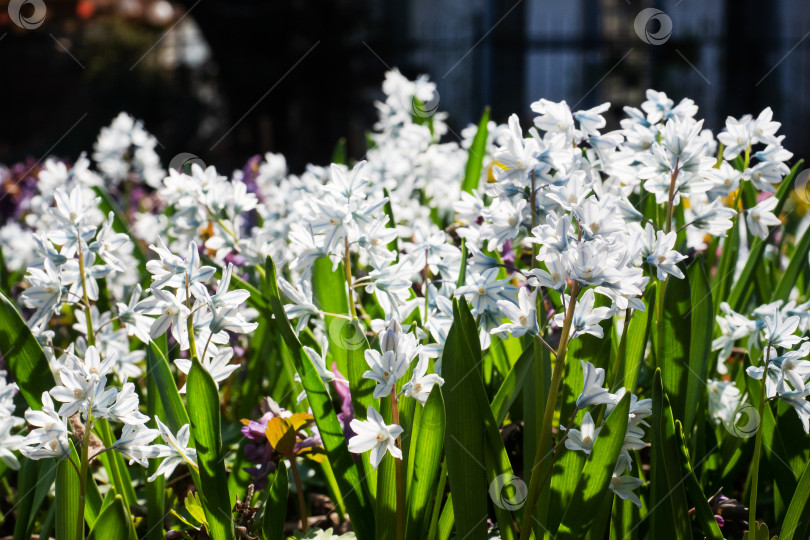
461;107;490;193
187;358;235;540
556;393;630;539
0;291;55;409
406;387;446;540
261;460;289;540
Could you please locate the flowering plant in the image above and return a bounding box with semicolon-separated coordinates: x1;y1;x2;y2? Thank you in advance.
0;70;809;540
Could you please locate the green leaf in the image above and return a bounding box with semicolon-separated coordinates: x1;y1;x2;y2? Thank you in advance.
772;222;810;302
145;340;190;432
261;460;289;540
461;107;490;193
650;369;692;540
0;291;55;409
406;387;446;540
146;339;167;540
265;256;375;539
726;160;803;310
187;358;235;540
455;300;518;539
14;457;56;540
674;421;724;539
658;268;692;423
614;290;653;393
88;495;129;540
443;300;488;540
490;346;533;425
781;457;810;540
55;441;80;540
556;393;631;539
313;257;352;377
684;258;712;433
184;491;209;529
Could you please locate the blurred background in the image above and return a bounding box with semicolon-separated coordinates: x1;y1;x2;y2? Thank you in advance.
0;0;808;173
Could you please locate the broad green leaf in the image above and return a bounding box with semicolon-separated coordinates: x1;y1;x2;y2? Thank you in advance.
461;107;490;193
145;339;190;433
650;369;692;540
406;387;446;540
265;256;375;539
443;300;487;540
376;392;398;540
456;300;517;540
674;421;724;539
187;358;235;540
345;318;378;499
727;160;803;310
0;291;55;409
556;393;630;539
94;419;137;516
145;340;167;540
613;289;653;393
772;221;810;302
261;460;289;540
490;345;533;425
780;456;810;540
312;257;352;377
685;257;712;433
88;495;129;540
55;441;80;540
658;268;691;423
13;457;46;540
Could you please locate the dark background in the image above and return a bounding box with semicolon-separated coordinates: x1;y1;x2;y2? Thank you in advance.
0;0;808;174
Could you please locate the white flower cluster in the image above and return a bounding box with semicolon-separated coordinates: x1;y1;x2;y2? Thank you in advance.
567;360;650;508
347;319;444;469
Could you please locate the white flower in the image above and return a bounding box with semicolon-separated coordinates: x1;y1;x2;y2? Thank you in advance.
576;360;613;409
0;417;25;470
113;424;161;467
347;406;404;469
401;354;444;405
176;346;240;394
707;380;745;425
556;288;614;340
646;231;687;280
363;350;410;400
21;392;71;460
609;473;643;508
139;287;191;344
455;268;518;315
148;419;198;482
491;286;539;338
746;196;781;240
761;311;803;348
563;412;600;455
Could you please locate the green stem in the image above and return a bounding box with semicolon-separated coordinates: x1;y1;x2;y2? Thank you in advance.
392;389;405;540
74;412;93;540
519;281;581;540
665;158;680;234
748;346;770;529
344;236;358;319
76;231;95;347
289;458;308;532
185;275;198;362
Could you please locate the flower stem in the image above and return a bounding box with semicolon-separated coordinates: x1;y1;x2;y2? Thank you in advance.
74;412;94;540
289;458;308;532
748;346;770;530
185;275;198;362
665;158;680;234
519;281;581;540
344;236;358;319
76;231;95;347
391;388;405;540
